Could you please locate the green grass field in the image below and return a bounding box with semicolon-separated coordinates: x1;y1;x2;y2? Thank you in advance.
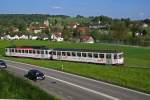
0;69;58;100
0;40;150;93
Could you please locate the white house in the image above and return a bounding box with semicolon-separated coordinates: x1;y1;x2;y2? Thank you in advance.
29;35;38;40
34;29;42;34
51;32;64;42
19;35;29;40
80;35;94;44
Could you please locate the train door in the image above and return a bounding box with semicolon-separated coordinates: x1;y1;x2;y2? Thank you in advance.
57;51;62;60
41;50;45;58
106;53;112;64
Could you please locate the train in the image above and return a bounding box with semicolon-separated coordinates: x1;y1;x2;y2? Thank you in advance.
5;46;124;65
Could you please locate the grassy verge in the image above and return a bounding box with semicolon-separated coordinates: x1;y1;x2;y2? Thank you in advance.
0;40;150;94
0;69;58;100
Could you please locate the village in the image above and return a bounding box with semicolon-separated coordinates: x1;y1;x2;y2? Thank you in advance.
0;15;150;46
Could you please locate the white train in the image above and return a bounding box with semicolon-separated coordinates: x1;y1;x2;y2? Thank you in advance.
5;46;124;65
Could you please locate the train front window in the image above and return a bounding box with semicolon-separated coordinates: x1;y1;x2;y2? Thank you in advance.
5;49;8;52
119;54;123;59
114;54;117;59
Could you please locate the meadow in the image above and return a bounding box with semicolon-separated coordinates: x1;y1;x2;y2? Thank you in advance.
0;69;58;100
0;40;150;93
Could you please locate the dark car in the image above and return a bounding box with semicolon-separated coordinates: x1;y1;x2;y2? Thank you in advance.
0;60;7;68
24;69;45;81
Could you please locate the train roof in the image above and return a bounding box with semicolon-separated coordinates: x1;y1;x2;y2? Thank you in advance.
6;46;123;53
6;45;49;50
53;48;122;53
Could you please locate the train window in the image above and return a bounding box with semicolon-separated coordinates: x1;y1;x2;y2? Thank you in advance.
114;54;117;59
62;52;66;56
15;49;17;53
45;51;48;54
33;50;36;54
99;54;104;58
72;52;76;56
94;53;98;58
19;50;21;53
119;54;123;59
37;50;40;54
77;52;81;57
12;49;14;52
53;51;56;55
82;53;87;57
22;50;25;53
57;52;61;56
5;49;8;52
41;51;44;54
67;52;71;56
49;51;52;55
88;53;92;58
29;50;32;54
106;54;111;59
25;50;28;53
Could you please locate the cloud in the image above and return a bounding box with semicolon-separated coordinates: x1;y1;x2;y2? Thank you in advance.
51;6;62;9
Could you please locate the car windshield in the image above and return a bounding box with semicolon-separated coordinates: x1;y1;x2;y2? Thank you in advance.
29;69;44;76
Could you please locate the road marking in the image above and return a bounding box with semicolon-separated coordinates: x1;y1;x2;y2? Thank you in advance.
3;59;150;97
8;64;119;100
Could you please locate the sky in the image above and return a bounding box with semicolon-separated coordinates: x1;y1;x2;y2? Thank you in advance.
0;0;150;19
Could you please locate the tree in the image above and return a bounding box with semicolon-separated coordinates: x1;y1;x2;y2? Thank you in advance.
111;21;128;40
129;21;143;37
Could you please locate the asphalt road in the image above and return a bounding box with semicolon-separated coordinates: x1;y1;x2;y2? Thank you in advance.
2;59;150;100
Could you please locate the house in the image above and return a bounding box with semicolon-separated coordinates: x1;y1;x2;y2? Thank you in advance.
89;24;108;29
135;32;143;36
76;27;89;33
142;23;148;28
3;34;19;40
19;34;29;40
80;35;94;44
27;20;49;34
37;33;49;40
68;22;78;29
29;35;38;40
51;32;64;42
10;27;19;33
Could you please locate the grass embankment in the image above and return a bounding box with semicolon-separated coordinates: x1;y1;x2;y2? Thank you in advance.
0;40;150;93
0;69;58;100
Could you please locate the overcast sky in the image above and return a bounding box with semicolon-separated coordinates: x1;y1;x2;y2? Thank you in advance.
0;0;149;19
